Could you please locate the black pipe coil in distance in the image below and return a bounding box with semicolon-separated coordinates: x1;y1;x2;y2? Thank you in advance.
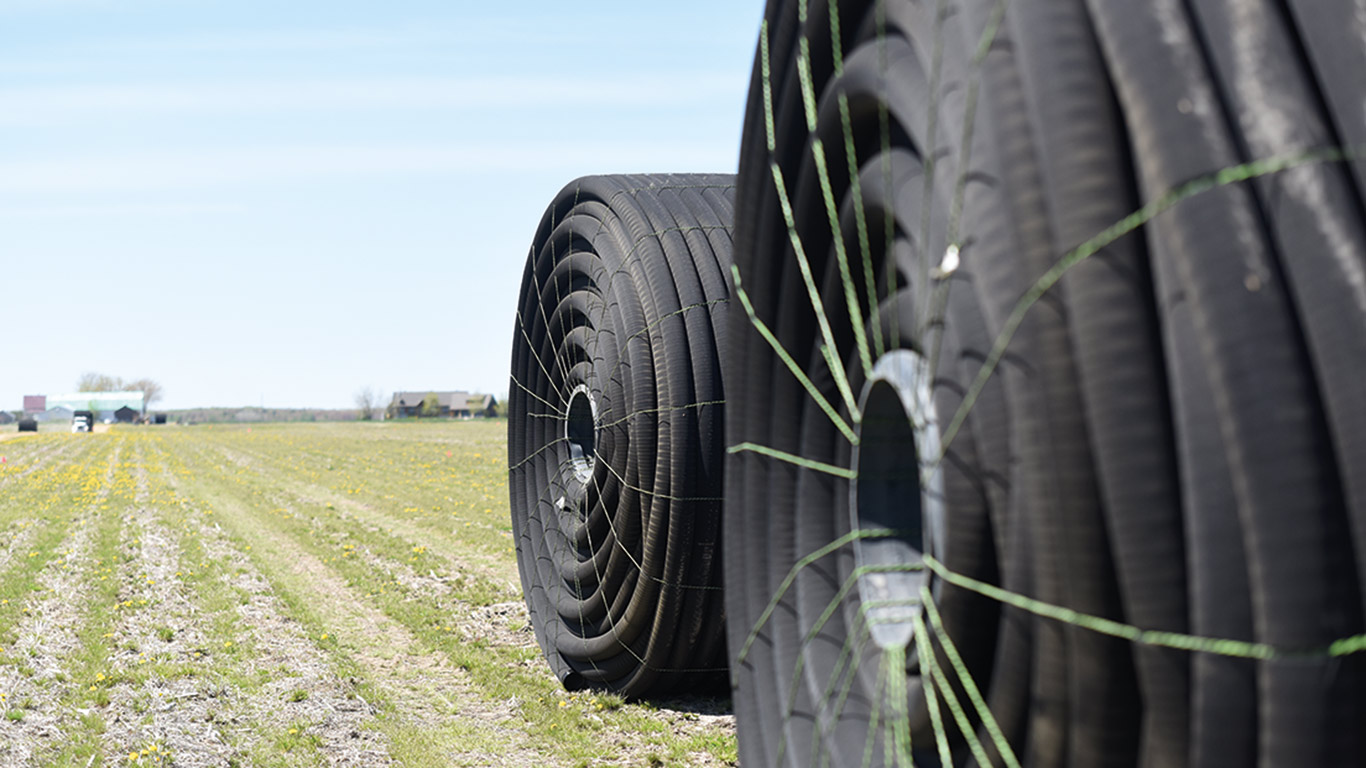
508;173;735;698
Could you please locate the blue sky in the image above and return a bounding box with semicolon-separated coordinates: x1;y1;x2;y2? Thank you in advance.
1;0;761;410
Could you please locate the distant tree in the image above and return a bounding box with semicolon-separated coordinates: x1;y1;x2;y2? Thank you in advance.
77;372;124;392
419;392;441;418
126;378;164;415
77;373;163;416
354;386;382;421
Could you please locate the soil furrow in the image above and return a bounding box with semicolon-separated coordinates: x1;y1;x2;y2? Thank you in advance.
174;456;543;766
206;441;517;595
100;445;237;767
0;441;121;764
0;425;738;767
126;433;398;767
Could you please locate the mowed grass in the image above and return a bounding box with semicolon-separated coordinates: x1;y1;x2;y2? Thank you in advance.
0;422;736;767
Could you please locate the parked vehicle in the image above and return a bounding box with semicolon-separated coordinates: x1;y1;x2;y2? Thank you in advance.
72;411;94;433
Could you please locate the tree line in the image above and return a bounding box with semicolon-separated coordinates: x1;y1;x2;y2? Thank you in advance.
77;372;164;414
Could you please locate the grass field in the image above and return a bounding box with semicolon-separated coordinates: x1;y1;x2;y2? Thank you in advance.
0;422;735;767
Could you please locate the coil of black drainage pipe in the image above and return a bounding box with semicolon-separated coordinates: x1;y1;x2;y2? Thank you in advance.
725;1;1366;766
508;173;735;698
724;4;1015;763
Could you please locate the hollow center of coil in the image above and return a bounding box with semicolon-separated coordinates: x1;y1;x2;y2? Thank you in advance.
849;349;944;651
565;385;598;483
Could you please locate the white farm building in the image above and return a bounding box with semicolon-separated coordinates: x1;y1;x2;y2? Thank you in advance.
46;392;146;422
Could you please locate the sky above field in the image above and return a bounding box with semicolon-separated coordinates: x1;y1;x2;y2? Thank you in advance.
1;0;761;411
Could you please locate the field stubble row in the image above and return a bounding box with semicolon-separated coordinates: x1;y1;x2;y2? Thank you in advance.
0;423;735;767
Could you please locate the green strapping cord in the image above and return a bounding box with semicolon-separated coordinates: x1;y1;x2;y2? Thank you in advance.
882;644;914;766
736;527;914;663
910;612;955;768
922;587;1020;768
726;441;858;480
924;554;1366;660
731;267;859;444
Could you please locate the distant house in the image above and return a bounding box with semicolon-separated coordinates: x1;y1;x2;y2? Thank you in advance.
0;411;14;425
390;391;453;418
459;393;498;418
114;406;139;423
389;391;498;419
